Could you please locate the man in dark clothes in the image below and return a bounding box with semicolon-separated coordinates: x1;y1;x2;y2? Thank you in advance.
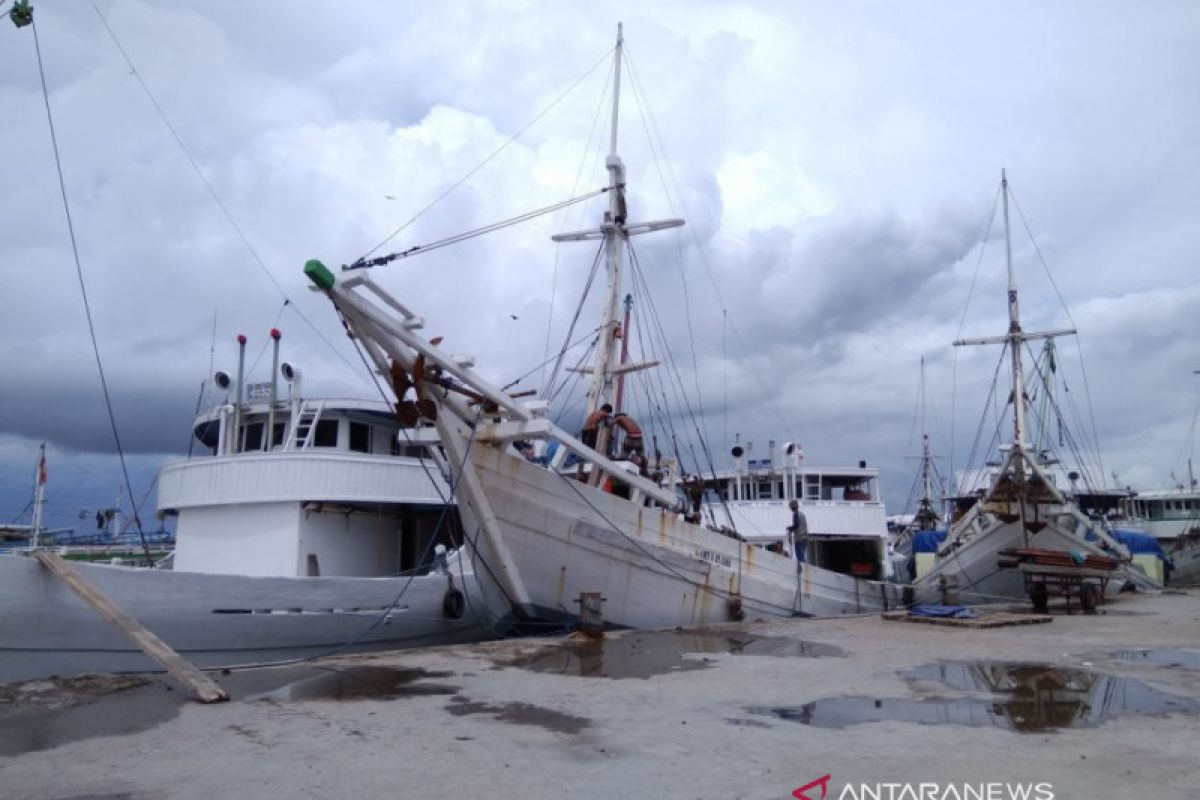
787;498;808;567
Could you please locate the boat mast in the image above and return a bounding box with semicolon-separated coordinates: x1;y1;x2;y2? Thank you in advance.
30;443;46;548
1191;369;1199;490
584;22;628;417
917;357;937;528
1001;169;1030;457
953;172;1074;489
550;23;681;425
614;293;633;412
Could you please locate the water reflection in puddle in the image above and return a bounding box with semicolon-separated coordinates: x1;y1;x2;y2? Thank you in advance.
0;679;178;757
747;662;1199;733
248;666;458;702
510;629;843;679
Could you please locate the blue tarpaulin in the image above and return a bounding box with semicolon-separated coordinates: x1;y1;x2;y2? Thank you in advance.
1111;528;1172;562
912;529;948;553
909;605;979;619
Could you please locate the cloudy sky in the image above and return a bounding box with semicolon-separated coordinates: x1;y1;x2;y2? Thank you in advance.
1;0;1197;533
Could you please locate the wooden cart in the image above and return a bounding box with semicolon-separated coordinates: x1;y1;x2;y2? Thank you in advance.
1016;563;1110;614
998;548;1119;614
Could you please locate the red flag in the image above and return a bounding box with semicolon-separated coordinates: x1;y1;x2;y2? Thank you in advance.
37;453;47;485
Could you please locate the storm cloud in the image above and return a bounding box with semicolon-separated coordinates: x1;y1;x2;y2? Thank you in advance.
1;1;1197;528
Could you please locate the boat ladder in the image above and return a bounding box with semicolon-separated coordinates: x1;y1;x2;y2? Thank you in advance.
287;400;325;450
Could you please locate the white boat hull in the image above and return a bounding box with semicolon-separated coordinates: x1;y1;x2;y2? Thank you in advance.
466;448;903;625
0;552;494;683
1170;536;1200;585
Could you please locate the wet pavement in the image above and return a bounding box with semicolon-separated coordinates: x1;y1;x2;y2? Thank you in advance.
2;591;1199;800
1109;648;1200;669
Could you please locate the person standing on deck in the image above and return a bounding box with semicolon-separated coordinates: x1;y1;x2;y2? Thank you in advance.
580;403;612;449
788;499;808;568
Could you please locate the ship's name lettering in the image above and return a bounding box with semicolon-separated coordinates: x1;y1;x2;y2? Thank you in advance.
695;548;732;568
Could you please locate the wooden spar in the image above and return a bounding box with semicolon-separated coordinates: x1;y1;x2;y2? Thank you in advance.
33;551;228;704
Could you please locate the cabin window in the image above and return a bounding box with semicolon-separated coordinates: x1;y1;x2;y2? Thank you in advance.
242;422;264;451
349;422;371;453
313;419;339;448
271;423;285;449
757;481;773;499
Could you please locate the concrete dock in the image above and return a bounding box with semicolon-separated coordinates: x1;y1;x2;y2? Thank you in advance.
2;591;1198;800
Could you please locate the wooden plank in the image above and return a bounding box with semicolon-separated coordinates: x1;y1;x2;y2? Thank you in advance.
1016;563;1114;578
33;551;228;703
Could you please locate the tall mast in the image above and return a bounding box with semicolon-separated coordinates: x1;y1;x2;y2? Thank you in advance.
614;293;633;413
551;23;683;423
1192;369;1199;490
1002;170;1029;453
584;22;628;417
952;171;1075;509
919;357;935;518
30;443;46;548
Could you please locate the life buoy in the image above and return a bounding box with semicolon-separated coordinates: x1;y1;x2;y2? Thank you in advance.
442;588;465;619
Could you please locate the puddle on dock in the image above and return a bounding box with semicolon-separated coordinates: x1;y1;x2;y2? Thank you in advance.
0;664;457;756
746;661;1199;733
508;629;843;679
446;695;590;734
247;666;458;702
1109;649;1200;669
0;676;180;757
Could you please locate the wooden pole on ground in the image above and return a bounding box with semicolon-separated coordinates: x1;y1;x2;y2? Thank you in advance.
33;551;228;703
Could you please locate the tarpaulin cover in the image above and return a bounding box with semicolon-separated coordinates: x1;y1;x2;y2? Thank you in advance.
1111;528;1171;562
908;605;979;619
912;529;948;553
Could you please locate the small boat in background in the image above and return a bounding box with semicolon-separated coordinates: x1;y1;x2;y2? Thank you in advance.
914;172;1158;606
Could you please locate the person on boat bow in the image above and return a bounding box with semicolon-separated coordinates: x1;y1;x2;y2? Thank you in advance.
787;499;808;568
580;403;612;449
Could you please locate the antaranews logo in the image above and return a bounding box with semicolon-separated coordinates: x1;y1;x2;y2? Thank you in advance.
793;777;1055;800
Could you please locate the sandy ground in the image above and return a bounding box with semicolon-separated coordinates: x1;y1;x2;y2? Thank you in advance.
1;591;1198;800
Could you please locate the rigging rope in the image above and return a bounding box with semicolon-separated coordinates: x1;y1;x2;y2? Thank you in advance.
1008;186;1106;484
344;187;612;271
541;58;615;394
30;16;153;565
544;242;606;401
624;45;795;446
357;46;616;263
950;184;1003;488
89;3;361;378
